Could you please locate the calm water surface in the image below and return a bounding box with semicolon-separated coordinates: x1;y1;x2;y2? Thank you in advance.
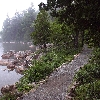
0;42;36;94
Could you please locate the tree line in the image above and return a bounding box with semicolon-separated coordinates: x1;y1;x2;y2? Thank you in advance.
0;3;38;42
36;0;100;48
0;0;100;49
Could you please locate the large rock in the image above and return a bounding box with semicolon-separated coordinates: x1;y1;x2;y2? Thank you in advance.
1;54;10;59
0;59;9;66
1;85;16;94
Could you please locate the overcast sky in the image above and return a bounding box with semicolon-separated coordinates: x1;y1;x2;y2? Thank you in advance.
0;0;46;31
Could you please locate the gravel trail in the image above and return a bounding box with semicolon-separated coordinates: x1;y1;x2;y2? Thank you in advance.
21;46;92;100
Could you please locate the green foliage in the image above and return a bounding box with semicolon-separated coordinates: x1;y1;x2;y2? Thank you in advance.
75;80;100;100
74;48;100;99
50;20;74;48
16;81;33;92
74;64;96;84
31;10;51;48
90;48;100;65
75;48;100;83
40;0;100;47
2;4;36;42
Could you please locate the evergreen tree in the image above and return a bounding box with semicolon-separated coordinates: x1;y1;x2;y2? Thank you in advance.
1;4;37;42
31;10;51;51
39;0;100;47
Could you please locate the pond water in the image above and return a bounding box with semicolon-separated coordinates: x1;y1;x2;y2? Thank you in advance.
0;42;36;94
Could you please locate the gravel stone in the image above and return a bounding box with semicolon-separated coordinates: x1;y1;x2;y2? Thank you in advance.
21;46;92;100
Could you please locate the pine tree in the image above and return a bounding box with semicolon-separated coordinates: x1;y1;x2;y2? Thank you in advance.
31;10;51;51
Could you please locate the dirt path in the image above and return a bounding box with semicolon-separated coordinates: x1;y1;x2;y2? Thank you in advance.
20;46;92;100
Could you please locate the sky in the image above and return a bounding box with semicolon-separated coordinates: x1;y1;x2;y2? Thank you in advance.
0;0;46;31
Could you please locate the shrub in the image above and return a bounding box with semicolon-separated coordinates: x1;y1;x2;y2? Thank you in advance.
90;48;100;65
74;48;100;99
74;64;100;84
74;80;100;100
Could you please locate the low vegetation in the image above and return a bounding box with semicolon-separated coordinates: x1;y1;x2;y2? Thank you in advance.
73;48;100;100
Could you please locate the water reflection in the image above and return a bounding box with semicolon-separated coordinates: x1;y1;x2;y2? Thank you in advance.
0;42;36;94
2;42;36;53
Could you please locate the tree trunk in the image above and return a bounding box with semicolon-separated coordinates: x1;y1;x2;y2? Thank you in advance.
81;31;84;47
43;43;47;52
73;29;79;49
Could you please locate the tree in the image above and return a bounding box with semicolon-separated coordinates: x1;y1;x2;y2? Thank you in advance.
22;4;37;41
39;0;100;47
31;10;51;51
2;15;11;42
50;19;74;49
1;4;37;42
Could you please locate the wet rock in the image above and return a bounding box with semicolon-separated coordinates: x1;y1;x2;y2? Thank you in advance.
0;49;39;74
8;50;15;57
11;59;19;65
14;53;20;60
15;66;25;74
0;59;9;66
25;50;32;56
1;85;16;94
1;53;11;59
7;63;15;70
33;54;39;59
14;51;26;60
25;55;32;61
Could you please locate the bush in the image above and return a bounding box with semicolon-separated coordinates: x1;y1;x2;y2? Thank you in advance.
74;80;100;100
74;64;100;84
90;48;100;65
74;48;100;99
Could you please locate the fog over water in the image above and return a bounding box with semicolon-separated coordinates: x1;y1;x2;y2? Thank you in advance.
0;42;36;94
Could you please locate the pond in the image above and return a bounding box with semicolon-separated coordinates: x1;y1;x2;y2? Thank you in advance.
0;42;36;94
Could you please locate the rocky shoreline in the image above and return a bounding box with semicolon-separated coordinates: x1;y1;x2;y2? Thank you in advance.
0;50;42;73
0;43;53;97
0;49;43;95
